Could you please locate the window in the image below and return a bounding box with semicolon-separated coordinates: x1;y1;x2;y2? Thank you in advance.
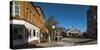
29;29;31;38
13;28;23;39
15;5;19;16
15;1;20;16
27;10;30;21
33;30;35;36
26;9;31;22
13;1;20;17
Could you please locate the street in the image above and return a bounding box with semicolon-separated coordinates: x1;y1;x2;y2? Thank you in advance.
62;38;97;46
35;38;97;47
13;38;97;49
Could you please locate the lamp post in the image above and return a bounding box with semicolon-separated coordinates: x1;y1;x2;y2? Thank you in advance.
48;25;55;42
52;25;56;41
52;25;56;29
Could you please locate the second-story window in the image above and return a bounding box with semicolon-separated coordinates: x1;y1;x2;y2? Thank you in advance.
26;8;30;21
13;1;20;17
26;8;33;22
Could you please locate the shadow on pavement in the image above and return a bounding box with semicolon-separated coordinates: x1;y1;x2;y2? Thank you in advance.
76;39;97;43
74;39;97;45
12;43;44;49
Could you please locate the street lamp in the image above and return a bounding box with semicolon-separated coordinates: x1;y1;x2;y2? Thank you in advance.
52;25;55;29
52;25;56;41
48;25;56;42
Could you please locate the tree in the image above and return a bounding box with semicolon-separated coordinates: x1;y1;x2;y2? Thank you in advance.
46;16;58;33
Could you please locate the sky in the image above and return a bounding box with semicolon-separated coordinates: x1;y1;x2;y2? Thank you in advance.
32;2;90;32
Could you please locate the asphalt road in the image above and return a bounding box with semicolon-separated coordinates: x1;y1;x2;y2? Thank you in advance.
12;38;97;49
64;38;97;45
45;38;97;47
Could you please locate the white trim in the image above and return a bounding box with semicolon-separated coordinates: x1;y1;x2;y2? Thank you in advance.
10;19;40;30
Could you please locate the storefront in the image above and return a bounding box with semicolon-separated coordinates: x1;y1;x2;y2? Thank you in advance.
11;19;41;46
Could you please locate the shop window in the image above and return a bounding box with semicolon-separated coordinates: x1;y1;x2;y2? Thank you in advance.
29;30;31;38
13;28;23;39
33;30;35;36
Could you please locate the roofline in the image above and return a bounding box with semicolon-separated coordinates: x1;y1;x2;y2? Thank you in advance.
30;2;45;18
